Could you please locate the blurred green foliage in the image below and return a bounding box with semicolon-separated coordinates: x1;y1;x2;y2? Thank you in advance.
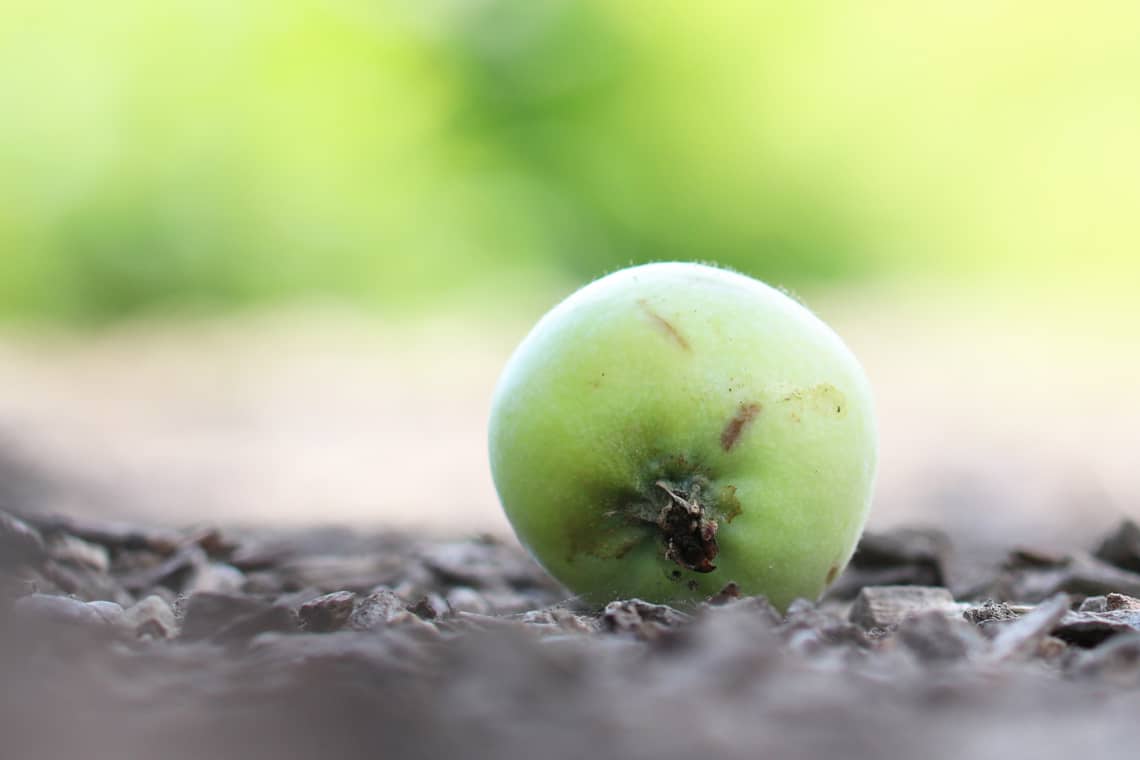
2;1;1139;322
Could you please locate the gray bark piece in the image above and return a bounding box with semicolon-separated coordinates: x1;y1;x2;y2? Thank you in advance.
0;510;45;568
1095;520;1140;574
602;599;690;639
19;512;180;555
1057;555;1140;599
849;586;956;630
998;553;1140;602
1052;602;1140;647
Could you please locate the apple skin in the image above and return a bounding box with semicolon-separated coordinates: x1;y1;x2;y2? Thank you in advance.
488;262;877;611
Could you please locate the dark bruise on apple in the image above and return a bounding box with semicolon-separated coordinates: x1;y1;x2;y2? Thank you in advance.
488;262;877;610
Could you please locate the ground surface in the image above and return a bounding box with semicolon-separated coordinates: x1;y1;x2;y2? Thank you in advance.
3;505;1140;760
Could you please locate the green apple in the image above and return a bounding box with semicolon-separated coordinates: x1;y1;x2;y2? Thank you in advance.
488;262;877;611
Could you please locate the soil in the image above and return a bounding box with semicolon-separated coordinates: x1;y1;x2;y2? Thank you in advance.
4;504;1140;760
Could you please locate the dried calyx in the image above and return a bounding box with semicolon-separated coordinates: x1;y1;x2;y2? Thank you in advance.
653;480;719;573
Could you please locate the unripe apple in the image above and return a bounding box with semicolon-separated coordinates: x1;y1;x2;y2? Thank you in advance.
488;262;877;610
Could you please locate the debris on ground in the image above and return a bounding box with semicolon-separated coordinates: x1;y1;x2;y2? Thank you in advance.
4;508;1140;759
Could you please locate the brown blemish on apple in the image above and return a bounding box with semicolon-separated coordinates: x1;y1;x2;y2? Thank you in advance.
720;402;762;451
825;563;840;585
637;299;690;352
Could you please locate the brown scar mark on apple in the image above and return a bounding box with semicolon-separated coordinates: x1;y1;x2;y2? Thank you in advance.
637;299;691;352
720;402;762;451
825;563;840;585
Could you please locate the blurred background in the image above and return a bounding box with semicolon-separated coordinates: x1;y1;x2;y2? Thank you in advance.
1;1;1137;551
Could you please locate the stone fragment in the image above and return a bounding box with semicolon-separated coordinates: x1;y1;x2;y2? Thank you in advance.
184;563;246;595
13;593;104;627
445;587;491;616
1078;596;1108;612
350;588;417;630
849;586;956;630
299;591;358;632
1107;592;1140;611
408;593;449;620
86;600;125;626
46;534;110;573
963;600;1023;627
122;595;180;639
984;593;1070;662
602;599;689;639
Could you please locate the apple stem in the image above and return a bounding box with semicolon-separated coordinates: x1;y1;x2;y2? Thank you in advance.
654;480;719;573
